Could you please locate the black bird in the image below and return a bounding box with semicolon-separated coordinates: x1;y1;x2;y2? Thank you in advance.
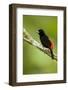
37;29;54;59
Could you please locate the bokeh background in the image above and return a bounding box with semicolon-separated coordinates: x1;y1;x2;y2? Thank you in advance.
23;15;57;75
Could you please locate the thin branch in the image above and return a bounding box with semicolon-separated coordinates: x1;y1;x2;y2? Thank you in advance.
23;28;57;60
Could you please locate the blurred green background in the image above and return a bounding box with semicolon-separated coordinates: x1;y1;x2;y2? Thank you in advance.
23;15;57;75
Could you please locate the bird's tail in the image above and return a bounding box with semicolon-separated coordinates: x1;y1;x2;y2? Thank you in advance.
50;48;54;59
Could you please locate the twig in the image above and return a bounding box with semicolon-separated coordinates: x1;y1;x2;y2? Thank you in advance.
23;28;57;60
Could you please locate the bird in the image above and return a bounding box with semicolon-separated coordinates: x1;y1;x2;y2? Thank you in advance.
37;29;54;59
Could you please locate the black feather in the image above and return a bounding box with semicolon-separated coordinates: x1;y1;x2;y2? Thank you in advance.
38;29;54;59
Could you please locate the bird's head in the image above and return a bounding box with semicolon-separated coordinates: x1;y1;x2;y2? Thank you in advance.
37;29;45;36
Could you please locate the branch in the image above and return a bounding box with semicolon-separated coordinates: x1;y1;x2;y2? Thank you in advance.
23;28;57;60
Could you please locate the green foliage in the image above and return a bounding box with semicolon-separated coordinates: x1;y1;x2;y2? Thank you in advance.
23;15;57;74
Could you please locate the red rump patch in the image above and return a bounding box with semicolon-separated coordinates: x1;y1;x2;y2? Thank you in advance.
50;41;54;49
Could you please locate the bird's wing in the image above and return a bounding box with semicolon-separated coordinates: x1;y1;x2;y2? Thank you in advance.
40;35;51;48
